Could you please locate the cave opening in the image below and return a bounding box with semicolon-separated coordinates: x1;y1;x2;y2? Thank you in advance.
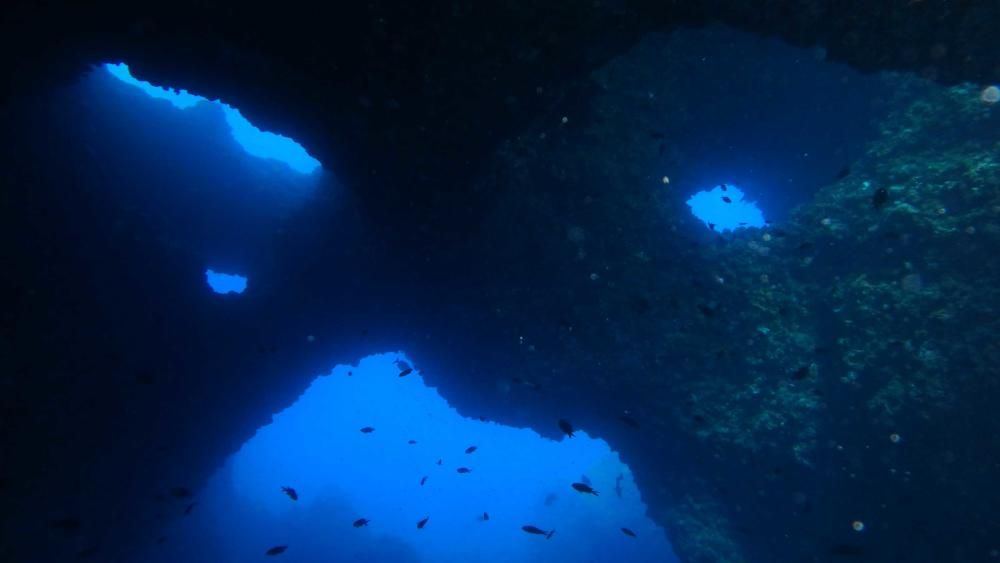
105;62;322;174
204;269;248;294
686;183;766;232
142;353;677;562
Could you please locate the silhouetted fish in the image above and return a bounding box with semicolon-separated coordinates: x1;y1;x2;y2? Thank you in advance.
465;446;477;454
265;545;287;556
281;486;298;501
558;419;575;438
621;528;637;537
408;440;417;445
360;427;375;433
436;459;443;465
722;196;732;203
170;487;193;499
417;516;429;529
420;476;428;486
481;512;490;521
184;502;197;515
457;467;471;474
522;525;555;539
708;222;716;231
572;483;599;495
872;187;888;209
398;368;413;377
720;183;728;191
353;518;370;528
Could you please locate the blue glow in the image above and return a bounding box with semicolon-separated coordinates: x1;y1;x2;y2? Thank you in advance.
105;62;204;109
686;183;766;232
104;63;321;174
205;269;248;294
148;353;678;561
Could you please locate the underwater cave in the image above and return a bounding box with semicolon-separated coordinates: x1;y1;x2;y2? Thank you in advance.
2;3;1000;563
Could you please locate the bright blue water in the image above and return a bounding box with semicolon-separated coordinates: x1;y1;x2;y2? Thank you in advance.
147;353;676;562
204;269;248;294
686;183;765;232
105;63;321;174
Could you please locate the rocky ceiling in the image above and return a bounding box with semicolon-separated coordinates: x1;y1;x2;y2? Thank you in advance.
1;2;997;563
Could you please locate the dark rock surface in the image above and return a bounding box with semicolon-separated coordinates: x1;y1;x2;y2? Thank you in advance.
1;2;998;562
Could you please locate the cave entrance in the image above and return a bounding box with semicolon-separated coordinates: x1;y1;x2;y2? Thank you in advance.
142;352;678;562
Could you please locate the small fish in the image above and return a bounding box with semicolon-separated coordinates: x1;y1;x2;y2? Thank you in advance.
184;502;197;515
834;165;851;180
621;528;637;538
619;415;640;429
457;467;471;474
416;516;429;529
872;187;889;209
353;518;370;528
721;196;732;203
558;419;575;438
49;517;81;533
408;440;417;445
791;365;811;380
281;486;298;501
360;427;375;433
436;459;443;465
170;487;193;499
265;545;288;556
697;304;716;318
521;525;555;539
420;476;428;486
571;482;599;495
398;368;413;377
481;512;490;521
465;446;477;454
347;371;353;376
738;221;747;225
708;222;716;231
394;359;412;371
720;183;728;191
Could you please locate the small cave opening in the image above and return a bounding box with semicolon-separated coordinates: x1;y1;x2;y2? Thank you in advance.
204;269;248;294
686;183;765;232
